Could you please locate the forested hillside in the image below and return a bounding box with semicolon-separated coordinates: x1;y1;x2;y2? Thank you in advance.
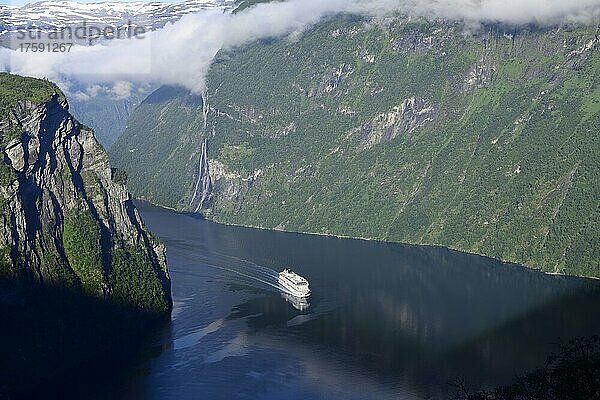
110;16;600;277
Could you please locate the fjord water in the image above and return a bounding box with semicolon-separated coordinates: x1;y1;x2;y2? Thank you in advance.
125;203;599;399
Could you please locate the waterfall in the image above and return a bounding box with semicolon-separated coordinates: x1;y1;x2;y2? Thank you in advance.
189;87;215;213
189;88;216;213
189;138;213;213
202;89;209;130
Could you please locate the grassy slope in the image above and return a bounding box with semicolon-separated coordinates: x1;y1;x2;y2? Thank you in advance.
0;73;61;114
112;17;599;277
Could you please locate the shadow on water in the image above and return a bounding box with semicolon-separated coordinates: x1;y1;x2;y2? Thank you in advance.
223;285;600;398
0;278;170;400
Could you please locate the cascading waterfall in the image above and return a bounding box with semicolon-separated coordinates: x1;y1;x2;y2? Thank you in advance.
189;89;213;213
189;137;212;212
202;89;209;130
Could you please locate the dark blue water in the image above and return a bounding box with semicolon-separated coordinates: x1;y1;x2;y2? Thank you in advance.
118;203;600;399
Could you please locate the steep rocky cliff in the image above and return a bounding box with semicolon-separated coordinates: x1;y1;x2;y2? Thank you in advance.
111;16;599;278
0;73;171;314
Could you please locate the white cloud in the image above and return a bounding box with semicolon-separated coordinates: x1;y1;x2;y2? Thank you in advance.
109;80;134;100
1;0;598;97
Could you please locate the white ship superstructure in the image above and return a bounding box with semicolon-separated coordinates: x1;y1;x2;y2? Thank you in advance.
278;269;311;298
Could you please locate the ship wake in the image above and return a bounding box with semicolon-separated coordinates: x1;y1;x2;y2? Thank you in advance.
182;250;298;296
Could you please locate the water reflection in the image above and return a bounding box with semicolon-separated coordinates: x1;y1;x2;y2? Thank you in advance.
281;292;311;311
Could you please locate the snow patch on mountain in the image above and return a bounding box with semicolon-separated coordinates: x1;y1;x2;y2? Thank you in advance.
0;0;234;34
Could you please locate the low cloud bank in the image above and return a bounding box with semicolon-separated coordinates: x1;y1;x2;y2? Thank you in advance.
1;0;598;97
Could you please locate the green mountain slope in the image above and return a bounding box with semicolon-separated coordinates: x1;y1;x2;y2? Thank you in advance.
110;17;600;277
70;90;149;149
111;86;205;209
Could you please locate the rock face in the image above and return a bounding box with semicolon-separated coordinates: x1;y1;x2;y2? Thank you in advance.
0;82;171;314
359;97;436;148
308;64;354;97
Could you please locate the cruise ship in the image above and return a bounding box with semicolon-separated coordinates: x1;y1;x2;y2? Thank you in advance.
278;269;311;298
